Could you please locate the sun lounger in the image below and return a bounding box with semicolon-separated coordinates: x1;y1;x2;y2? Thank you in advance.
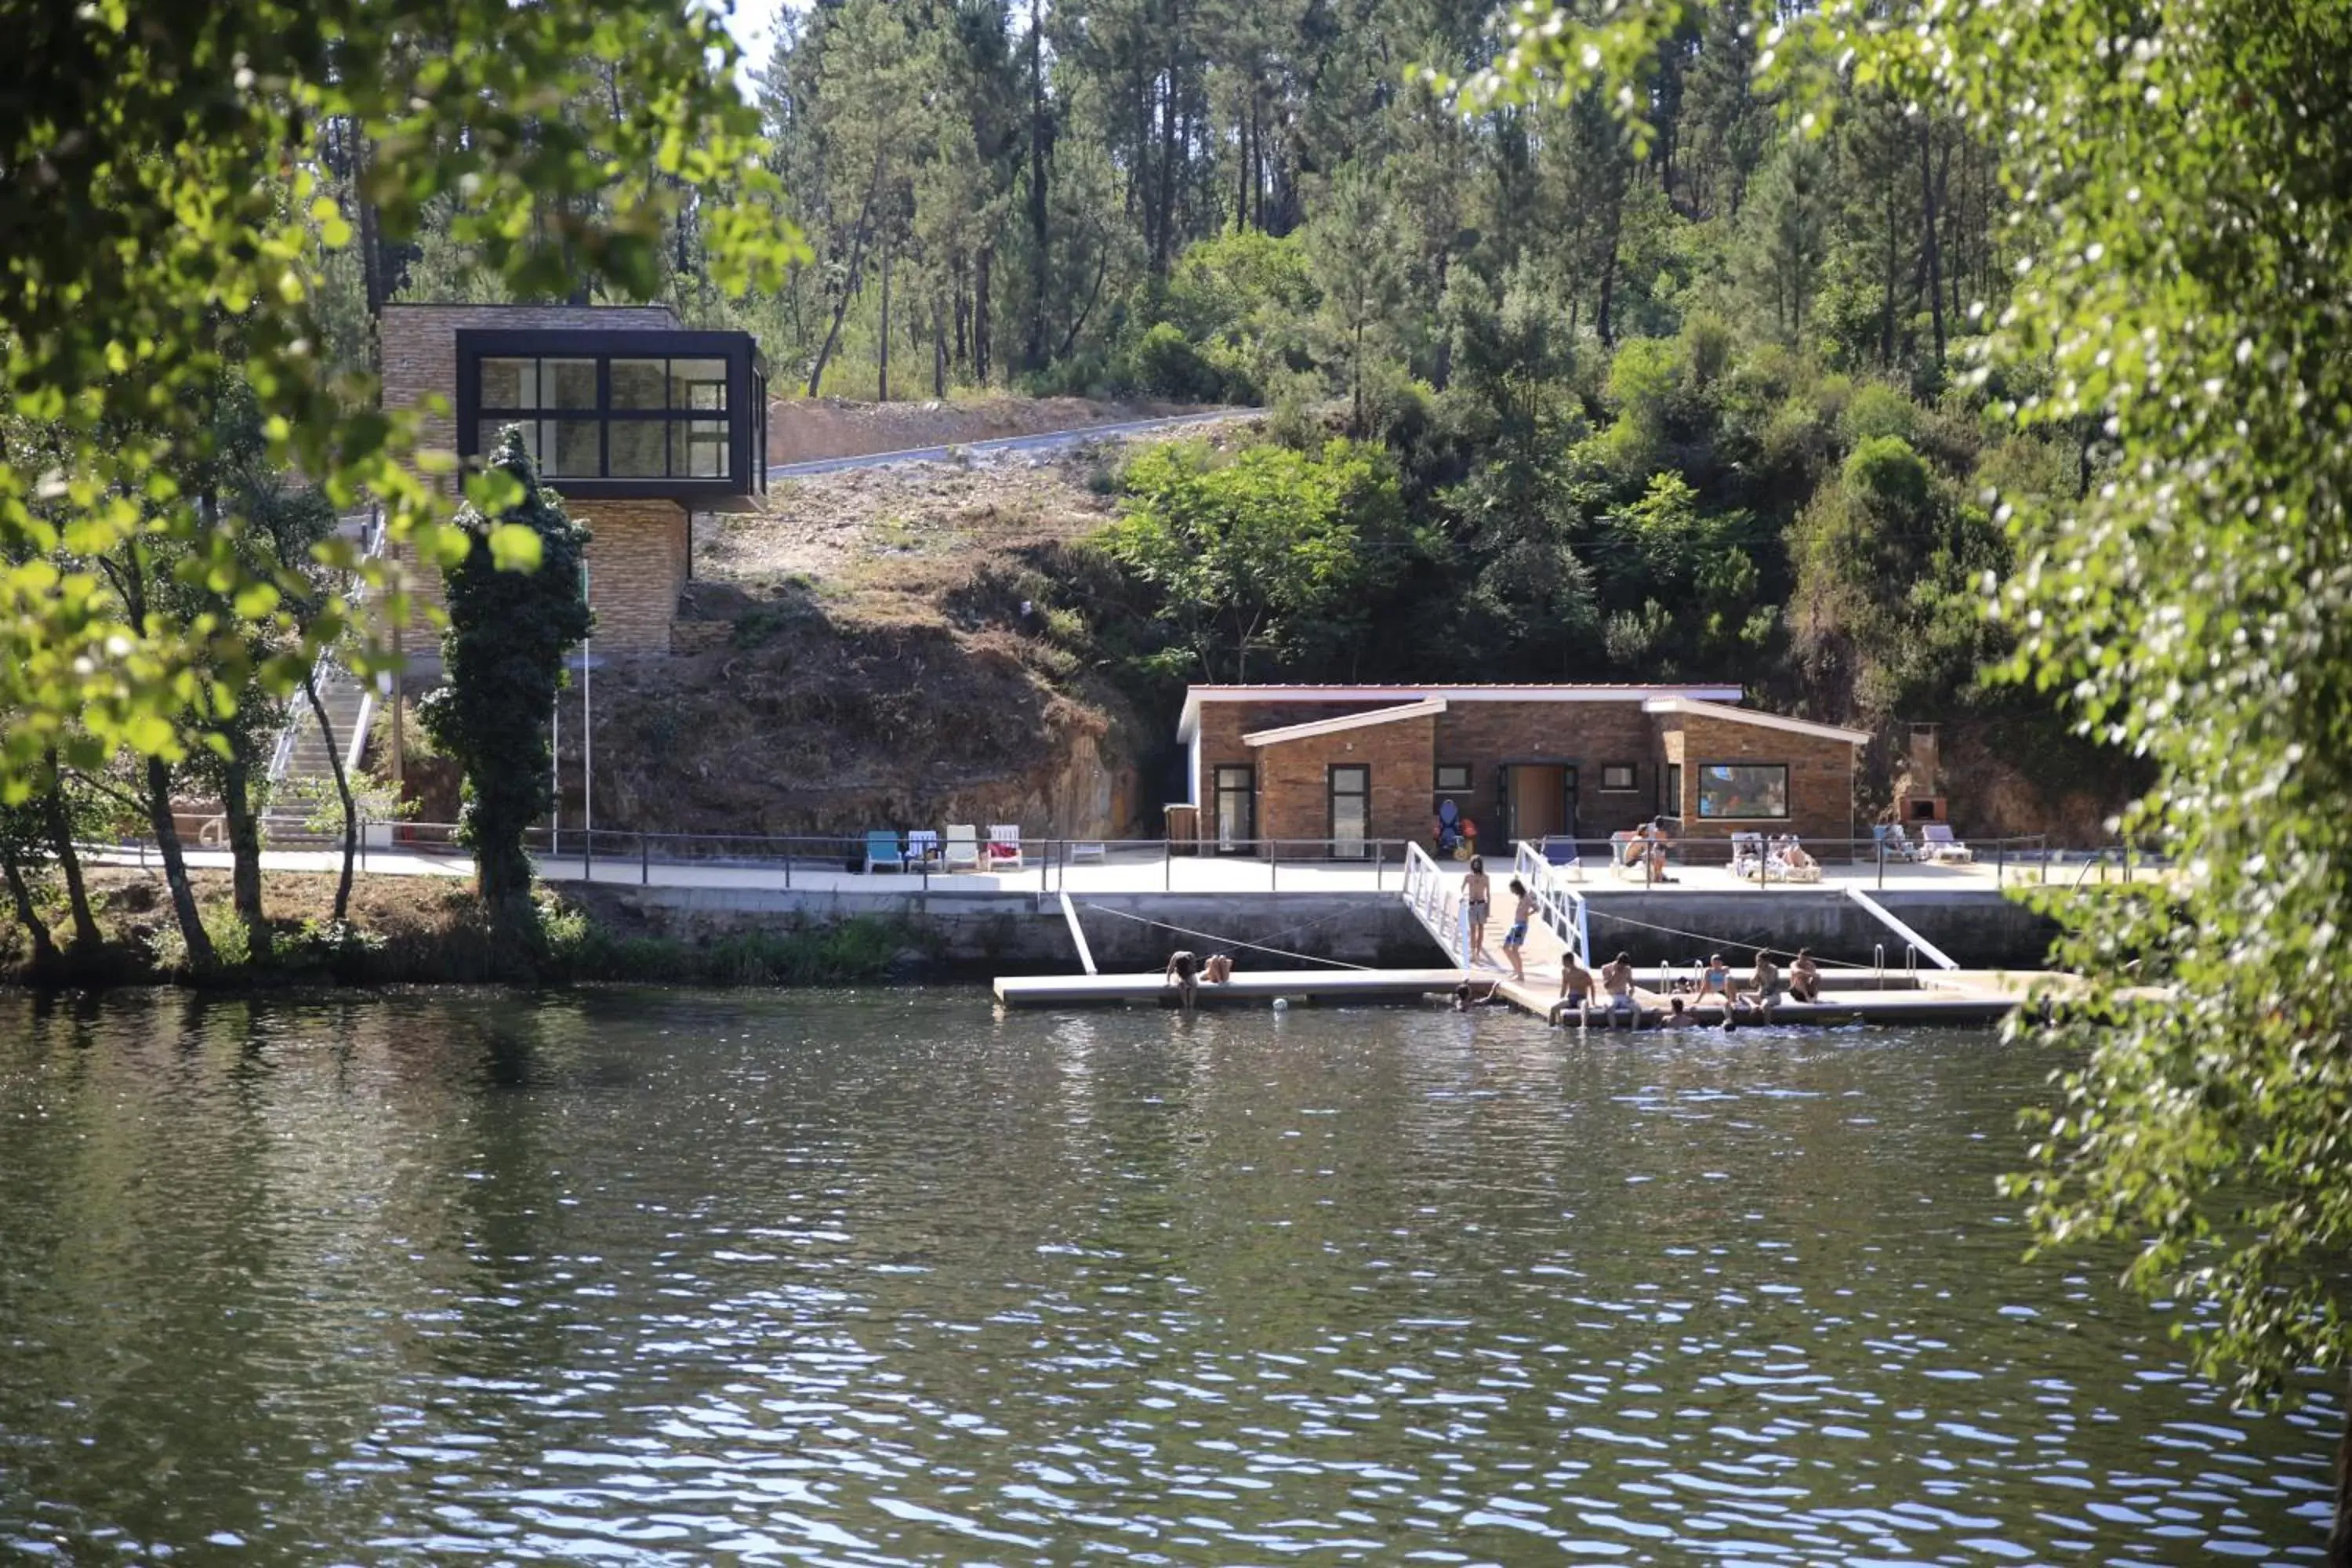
1872;823;1926;863
1540;836;1582;880
862;829;906;873
1921;822;1974;863
986;824;1024;871
1730;830;1767;880
905;828;942;868
943;823;981;872
1069;840;1107;864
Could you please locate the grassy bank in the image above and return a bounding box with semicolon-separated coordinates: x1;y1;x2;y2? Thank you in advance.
0;867;917;989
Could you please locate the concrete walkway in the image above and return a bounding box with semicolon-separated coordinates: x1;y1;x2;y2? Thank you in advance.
89;842;2118;898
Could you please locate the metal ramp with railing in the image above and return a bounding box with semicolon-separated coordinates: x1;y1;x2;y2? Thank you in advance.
1399;842;1618;1022
264;510;383;843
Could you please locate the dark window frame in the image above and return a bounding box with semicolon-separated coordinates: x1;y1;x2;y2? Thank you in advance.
1693;762;1791;821
1599;762;1638;793
1665;762;1683;815
458;327;768;501
1211;764;1256;851
1433;763;1472;793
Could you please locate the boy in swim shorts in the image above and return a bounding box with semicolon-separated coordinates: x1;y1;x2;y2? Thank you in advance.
1501;878;1534;982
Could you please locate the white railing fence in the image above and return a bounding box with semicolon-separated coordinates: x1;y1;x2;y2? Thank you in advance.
1512;839;1591;965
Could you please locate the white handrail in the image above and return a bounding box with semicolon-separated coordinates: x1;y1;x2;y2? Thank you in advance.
1400;842;1466;962
1512;840;1590;964
269;505;386;786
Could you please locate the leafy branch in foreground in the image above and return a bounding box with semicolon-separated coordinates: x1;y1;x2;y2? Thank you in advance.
2;2;805;797
1457;0;2352;1550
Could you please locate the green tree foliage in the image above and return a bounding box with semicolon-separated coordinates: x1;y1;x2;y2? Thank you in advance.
1101;438;1405;682
419;433;591;928
1456;0;2352;1544
2;0;800;799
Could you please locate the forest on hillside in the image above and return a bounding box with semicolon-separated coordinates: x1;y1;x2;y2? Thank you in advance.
317;0;2122;826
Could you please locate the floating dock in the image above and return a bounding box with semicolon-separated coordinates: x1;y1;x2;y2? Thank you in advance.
993;967;1466;1007
992;964;2056;1024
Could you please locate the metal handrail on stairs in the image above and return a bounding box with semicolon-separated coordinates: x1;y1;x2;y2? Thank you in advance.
1400;842;1470;963
269;506;385;787
1512;839;1591;965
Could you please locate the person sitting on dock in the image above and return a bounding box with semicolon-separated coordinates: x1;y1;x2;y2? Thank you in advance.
1697;953;1731;1007
1601;951;1639;1029
1735;950;1780;1022
1202;952;1235;985
1553;955;1595;1027
1501;878;1535;982
1165;949;1200;1012
1788;948;1821;1004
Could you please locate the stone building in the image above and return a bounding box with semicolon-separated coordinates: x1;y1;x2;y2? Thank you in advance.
379;303;768;658
1174;684;1869;854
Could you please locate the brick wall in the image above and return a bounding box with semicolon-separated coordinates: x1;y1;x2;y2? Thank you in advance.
379;303;683;644
1253;714;1436;848
1432;702;1668;837
1675;711;1856;843
574;499;690;653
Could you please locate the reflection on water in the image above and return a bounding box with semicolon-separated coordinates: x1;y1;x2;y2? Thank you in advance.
0;989;2332;1563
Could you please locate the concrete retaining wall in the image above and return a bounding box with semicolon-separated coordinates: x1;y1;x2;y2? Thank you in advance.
600;884;2058;978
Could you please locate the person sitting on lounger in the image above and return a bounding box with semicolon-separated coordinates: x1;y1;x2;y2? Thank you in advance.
1780;837;1818;874
1601;951;1639;1029
1165;949;1200;1012
1788;948;1820;1004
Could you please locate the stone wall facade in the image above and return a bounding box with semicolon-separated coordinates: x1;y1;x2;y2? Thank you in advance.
378;303;687;651
1254;713;1436;848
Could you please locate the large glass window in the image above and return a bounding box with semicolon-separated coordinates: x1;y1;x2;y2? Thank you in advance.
472;351;741;481
1695;764;1789;819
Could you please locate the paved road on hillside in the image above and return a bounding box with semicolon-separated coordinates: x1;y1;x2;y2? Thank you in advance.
765;408;1246;481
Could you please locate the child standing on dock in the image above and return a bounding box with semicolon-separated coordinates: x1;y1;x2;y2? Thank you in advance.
1463;857;1492;966
1501;878;1534;982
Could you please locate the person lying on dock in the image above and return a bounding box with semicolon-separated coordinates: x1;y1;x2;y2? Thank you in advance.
1502;879;1535;982
1788;949;1820;1004
1553;956;1595;1027
1202;953;1235;985
1601;951;1639;1030
1165;949;1200;1012
1733;951;1780;1023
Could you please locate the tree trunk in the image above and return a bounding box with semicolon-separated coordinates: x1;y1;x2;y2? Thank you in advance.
220;750;269;960
144;757;216;971
1352;317;1366;434
975;245;994;385
1880;181;1900;366
877;241;891;401
42;770;99;949
1025;0;1049;373
807;149;887;397
303;670;359;924
1235;100;1250;232
1153;9;1181;278
2;848;58;973
1596;199;1622;347
1919;118;1947;369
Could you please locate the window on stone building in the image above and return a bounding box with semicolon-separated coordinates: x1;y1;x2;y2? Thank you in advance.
1664;763;1682;815
1599;763;1637;792
1695;764;1790;819
1434;764;1472;793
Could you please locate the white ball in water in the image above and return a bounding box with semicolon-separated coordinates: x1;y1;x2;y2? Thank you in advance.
1272;997;1290;1011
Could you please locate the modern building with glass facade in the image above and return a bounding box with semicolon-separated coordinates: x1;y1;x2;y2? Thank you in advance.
381;303;768;655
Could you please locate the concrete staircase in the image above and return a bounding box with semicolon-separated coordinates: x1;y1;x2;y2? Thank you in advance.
263;510;383;845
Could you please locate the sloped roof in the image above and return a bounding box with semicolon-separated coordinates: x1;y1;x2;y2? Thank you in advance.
1242;699;1447;747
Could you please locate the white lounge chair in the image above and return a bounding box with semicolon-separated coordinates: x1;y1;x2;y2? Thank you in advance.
1069;840;1107;865
942;823;982;872
986;824;1025;871
1921;823;1974;863
1873;822;1926;863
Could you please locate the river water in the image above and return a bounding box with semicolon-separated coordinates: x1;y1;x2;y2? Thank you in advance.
0;990;2333;1564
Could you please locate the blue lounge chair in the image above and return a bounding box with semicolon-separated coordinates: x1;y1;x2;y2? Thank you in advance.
863;829;906;873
